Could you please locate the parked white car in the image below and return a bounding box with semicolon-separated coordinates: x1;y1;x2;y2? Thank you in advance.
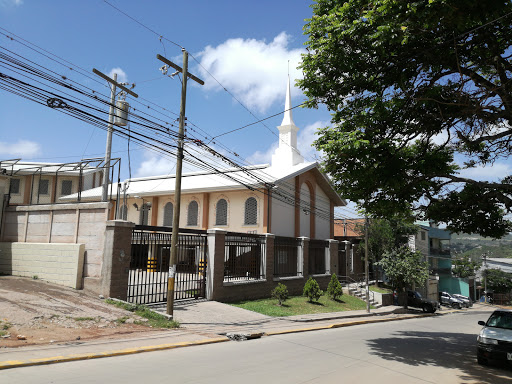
477;309;512;366
452;294;472;307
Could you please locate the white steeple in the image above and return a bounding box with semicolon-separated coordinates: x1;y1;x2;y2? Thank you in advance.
271;76;304;168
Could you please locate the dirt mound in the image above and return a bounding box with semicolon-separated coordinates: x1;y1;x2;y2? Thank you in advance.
0;276;172;348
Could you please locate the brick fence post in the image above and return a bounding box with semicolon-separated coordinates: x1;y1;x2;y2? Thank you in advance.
100;220;134;300
206;229;226;301
328;239;338;276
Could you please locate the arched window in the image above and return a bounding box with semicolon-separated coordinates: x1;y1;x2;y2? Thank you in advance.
163;202;174;227
187;200;198;226
244;197;257;225
215;198;228;226
120;204;128;221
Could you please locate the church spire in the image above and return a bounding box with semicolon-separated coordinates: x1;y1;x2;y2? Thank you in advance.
281;75;295;126
271;75;304;169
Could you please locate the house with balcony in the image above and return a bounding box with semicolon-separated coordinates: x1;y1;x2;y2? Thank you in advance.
414;221;471;299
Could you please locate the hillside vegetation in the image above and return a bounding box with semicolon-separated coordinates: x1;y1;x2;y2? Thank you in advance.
450;233;512;259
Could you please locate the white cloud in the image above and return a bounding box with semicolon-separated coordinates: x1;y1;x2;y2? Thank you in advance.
196;32;305;113
458;162;511;182
135;153;176;178
108;67;128;83
246;120;327;164
246;142;278;165
297;121;327;161
0;0;23;7
0;140;41;158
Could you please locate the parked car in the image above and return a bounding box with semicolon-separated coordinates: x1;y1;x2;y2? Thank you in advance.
477;309;512;366
406;290;438;313
452;294;472;308
439;291;464;309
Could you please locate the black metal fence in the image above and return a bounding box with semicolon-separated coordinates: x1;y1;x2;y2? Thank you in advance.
274;236;302;277
129;225;207;304
308;239;328;275
224;232;265;282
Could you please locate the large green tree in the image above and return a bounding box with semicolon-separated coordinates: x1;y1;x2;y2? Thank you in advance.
298;0;512;238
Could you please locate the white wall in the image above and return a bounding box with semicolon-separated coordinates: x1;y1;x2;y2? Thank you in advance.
315;185;331;239
271;180;295;237
299;183;310;237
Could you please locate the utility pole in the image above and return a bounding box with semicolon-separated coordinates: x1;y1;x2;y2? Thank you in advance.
483;251;488;302
92;69;138;202
157;50;204;317
364;215;370;313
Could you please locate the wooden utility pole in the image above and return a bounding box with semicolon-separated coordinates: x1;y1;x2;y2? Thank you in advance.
157;50;204;317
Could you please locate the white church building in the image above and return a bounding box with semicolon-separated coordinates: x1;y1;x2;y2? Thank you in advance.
88;79;345;239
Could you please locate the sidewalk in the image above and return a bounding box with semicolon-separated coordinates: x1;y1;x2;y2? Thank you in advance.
0;301;469;370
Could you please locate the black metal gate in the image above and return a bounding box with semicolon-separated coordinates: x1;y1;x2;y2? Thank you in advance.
128;225;207;304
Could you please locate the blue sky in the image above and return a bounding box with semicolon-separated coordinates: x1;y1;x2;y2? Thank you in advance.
1;1;507;221
0;2;331;167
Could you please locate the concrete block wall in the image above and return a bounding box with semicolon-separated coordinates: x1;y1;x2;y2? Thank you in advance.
0;242;85;288
207;229;338;303
0;202;109;279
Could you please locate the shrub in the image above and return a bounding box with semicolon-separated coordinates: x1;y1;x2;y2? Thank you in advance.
327;274;343;300
271;283;289;306
303;277;322;302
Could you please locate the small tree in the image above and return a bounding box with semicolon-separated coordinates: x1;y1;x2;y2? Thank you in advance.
485;269;512;294
303;277;322;303
376;246;429;308
327;273;343;301
271;283;289;306
452;255;481;278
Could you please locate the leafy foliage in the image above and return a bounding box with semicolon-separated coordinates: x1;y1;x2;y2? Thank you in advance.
327;273;343;300
452;254;482;278
485;268;512;293
376;246;429;293
303;277;323;303
298;0;512;238
271;283;289;306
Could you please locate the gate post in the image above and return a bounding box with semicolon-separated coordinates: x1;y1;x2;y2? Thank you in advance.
328;239;338;276
206;229;226;301
264;233;275;281
100;220;134;300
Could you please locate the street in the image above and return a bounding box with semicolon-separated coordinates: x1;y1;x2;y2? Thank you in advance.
4;308;511;384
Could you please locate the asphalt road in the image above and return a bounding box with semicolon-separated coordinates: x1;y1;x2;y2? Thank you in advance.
6;308;512;384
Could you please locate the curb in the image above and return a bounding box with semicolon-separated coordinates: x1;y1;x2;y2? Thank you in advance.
0;309;462;370
0;337;229;370
265;312;434;336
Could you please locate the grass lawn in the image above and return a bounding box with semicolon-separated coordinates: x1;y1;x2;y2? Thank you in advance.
231;294;373;317
369;285;392;294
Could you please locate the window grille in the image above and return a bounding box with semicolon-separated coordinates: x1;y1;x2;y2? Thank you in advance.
9;178;20;194
244;197;257;225
187;200;198;226
163;202;173;226
421;231;426;241
38;179;49;195
61;180;72;195
215;199;228;225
